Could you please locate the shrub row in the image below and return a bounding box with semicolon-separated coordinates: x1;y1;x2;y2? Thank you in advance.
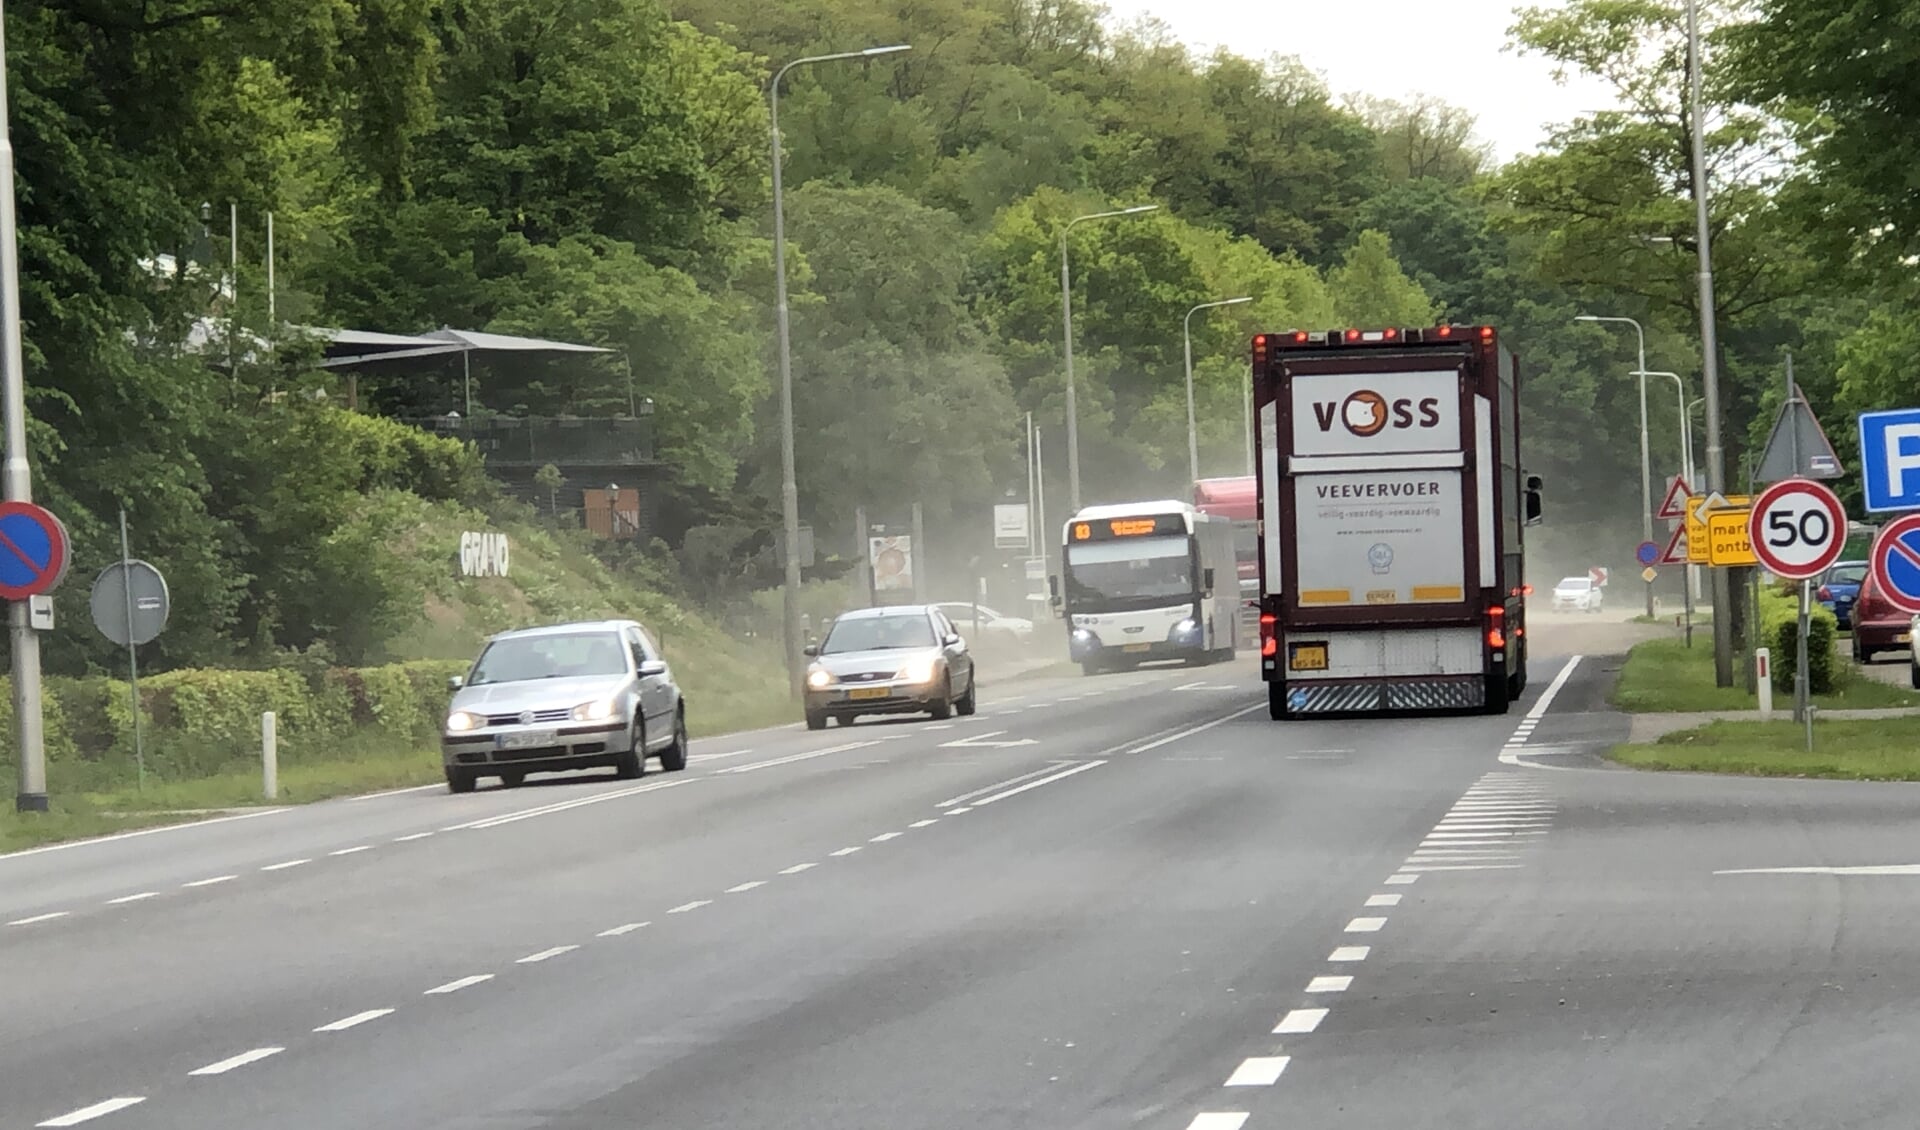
1759;586;1838;695
0;659;468;796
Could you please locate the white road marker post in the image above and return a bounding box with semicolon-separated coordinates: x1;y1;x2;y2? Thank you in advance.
1755;648;1772;720
262;711;277;800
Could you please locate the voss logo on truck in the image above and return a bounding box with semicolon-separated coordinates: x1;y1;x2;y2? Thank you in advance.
1315;390;1443;438
1291;371;1460;456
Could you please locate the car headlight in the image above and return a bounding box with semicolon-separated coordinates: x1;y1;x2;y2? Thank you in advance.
445;710;485;733
571;696;619;722
896;656;939;684
807;668;835;689
1071;628;1094;641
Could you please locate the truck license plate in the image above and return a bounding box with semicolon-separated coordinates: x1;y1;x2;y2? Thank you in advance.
1288;643;1329;671
495;729;557;750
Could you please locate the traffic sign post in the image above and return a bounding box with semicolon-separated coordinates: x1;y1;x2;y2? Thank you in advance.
0;501;68;812
88;511;170;793
1751;478;1848;735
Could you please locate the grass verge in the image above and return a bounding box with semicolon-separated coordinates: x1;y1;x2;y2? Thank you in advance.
1610;637;1920;712
1613;716;1920;781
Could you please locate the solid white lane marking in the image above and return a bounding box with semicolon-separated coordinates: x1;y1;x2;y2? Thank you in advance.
1365;894;1402;907
869;832;902;842
1127;703;1265;753
1714;864;1920;875
726;881;767;893
924;724;955;730
689;748;754;763
517;945;578;964
1329;945;1370;961
425;974;493;994
261;858;310;871
1500;659;1580;764
599;922;649;936
36;1097;146;1126
909;819;938;828
778;863;816;875
394;832;433;842
830;846;862;857
1306;975;1353;992
1401;863;1523;872
1225;1056;1290;1086
314;1009;393;1032
189;1047;283;1075
717;741;880;775
107;892;157;905
444;778;693;831
1274;1008;1328;1034
1345;916;1387;932
348;783;443;801
1384;874;1418;885
1;807;287;865
330;845;371;856
668;900;712;914
1184;1115;1249;1130
938;763;1071;808
967;760;1106;806
9;911;68;926
183;875;236;888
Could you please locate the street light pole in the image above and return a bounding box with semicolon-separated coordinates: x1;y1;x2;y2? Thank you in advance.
1183;297;1252;486
1685;0;1733;686
770;43;910;699
1638;368;1694;643
1061;204;1158;513
1577;314;1653;618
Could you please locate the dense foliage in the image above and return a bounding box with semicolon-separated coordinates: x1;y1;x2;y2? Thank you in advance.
6;0;1916;671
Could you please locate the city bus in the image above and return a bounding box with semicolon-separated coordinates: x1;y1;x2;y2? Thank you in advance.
1050;500;1240;675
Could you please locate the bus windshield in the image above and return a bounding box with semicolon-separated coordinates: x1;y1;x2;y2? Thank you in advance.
1066;535;1194;604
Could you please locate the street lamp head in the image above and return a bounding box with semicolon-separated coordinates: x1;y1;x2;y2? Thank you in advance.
862;44;912;56
1224;296;1253;306
1574;315;1602;322
1121;204;1159;216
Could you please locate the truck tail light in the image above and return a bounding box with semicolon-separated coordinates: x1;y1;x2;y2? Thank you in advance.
1486;605;1505;650
1259;613;1277;657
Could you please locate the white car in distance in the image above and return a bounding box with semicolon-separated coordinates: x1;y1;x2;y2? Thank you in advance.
1551;576;1603;613
932;602;1034;644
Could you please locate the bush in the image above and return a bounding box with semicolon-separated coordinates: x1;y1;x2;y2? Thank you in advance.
1760;586;1838;694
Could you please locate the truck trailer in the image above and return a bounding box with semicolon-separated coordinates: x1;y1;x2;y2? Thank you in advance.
1251;325;1542;718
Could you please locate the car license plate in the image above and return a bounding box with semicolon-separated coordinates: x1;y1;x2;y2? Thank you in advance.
848;686;890;701
494;729;557;750
1899;633;1912;644
1288;642;1329;671
1122;643;1151;653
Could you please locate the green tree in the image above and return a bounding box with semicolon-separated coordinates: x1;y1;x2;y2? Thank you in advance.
1326;231;1439;327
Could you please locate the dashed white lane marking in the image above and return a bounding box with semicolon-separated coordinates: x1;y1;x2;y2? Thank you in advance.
599;922;649;937
1365;894;1402;907
1184;1113;1250;1130
869;832;902;843
967;760;1106;806
908;819;938;828
717;741;881;775
1127;703;1265;753
1306;975;1353;992
831;846;862;857
1329;945;1370;961
1401;863;1523;872
1345;916;1387;933
106;892;157;905
924;724;955;730
947;806;973;814
667;900;712;914
8;911;68;926
36;1097;146;1126
329;845;371;856
314;1009;393;1032
725;881;766;893
1384;874;1418;885
425;974;493;995
261;858;310;871
1274;1007;1328;1034
778;863;816;875
188;1047;283;1076
394;832;433;843
443;778;693;831
183;875;236;888
517;945;578;964
1225;1055;1291;1086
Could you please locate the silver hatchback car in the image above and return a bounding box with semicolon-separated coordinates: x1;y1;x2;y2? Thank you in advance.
440;619;688;793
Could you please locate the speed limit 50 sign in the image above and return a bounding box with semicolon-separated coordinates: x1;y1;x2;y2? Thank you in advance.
1749;477;1847;580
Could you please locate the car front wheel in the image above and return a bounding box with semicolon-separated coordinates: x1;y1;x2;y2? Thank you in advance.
614;719;646;779
929;677;954;720
955;674;977;716
446;767;476;794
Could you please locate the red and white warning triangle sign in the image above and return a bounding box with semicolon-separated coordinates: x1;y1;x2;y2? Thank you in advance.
1657;522;1689;566
1656;475;1691;521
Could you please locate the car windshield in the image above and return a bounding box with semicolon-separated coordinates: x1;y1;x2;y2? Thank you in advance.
822;614;936;654
1828;563;1867;585
467;631;629;685
1066;535;1194;602
1557;578;1592;590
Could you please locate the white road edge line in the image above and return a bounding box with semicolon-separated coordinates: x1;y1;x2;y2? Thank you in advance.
968;760;1106;807
1500;655;1583;766
36;1098;146;1127
189;1047;284;1076
314;1009;394;1032
425;974;493;995
1127;703;1266;754
0;807;287;864
1225;1055;1290;1086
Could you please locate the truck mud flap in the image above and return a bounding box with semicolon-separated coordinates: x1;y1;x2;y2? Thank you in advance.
1282;676;1485;714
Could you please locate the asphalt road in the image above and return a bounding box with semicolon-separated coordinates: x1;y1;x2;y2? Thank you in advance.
8;619;1920;1129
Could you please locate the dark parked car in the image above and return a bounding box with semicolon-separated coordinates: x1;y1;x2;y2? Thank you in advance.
1816;559;1868;630
1849;573;1913;664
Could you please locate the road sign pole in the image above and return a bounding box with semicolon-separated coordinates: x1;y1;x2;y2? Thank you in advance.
120;509;145;793
1795;577;1811;739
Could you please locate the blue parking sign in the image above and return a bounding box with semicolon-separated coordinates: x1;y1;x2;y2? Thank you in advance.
1857;408;1920;512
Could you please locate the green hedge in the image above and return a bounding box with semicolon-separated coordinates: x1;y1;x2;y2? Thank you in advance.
0;659;467;796
1760;586;1838;694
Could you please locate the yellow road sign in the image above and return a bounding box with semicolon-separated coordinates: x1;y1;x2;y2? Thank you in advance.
1641;566;1658;583
1687;494;1752;564
1706;510;1757;566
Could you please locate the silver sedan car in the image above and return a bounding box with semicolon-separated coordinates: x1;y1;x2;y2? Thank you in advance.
803;604;977;730
440;619;688;793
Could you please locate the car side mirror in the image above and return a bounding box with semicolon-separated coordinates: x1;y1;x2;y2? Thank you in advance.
944;633;962;647
1203;567;1215;593
638;659;668;678
802;643;819;657
447;675;464;691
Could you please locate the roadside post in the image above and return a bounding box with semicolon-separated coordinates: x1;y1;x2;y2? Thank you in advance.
1755;649;1772;720
88;511;170;792
1748;478;1847;746
262;711;278;800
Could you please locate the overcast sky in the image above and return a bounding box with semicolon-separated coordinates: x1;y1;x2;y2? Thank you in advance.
1098;0;1619;164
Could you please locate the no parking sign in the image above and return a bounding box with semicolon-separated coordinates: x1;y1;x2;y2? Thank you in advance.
1869;513;1920;615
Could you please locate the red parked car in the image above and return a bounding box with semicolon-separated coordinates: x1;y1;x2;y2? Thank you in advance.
1850;572;1914;663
